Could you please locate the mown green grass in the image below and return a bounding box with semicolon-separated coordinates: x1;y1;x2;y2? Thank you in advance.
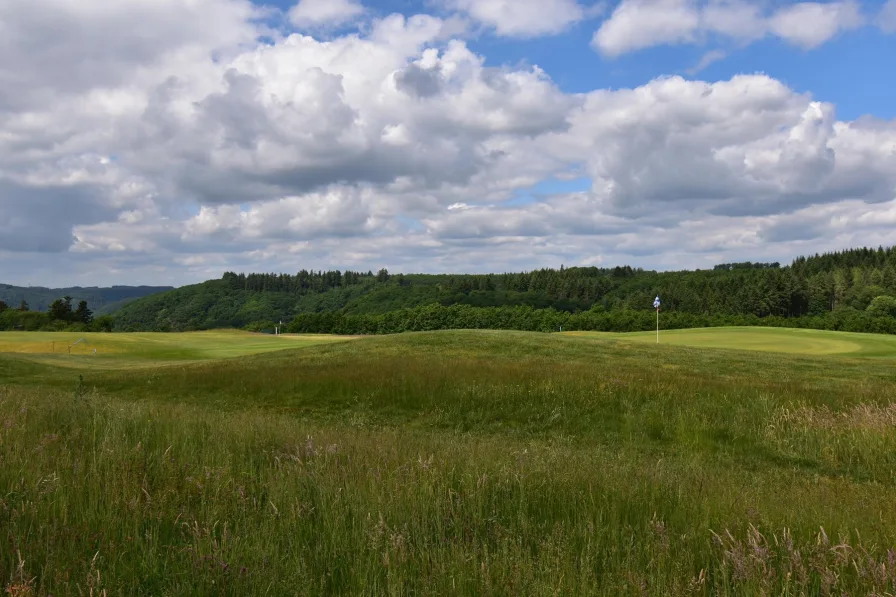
564;326;896;357
0;329;352;370
2;329;896;595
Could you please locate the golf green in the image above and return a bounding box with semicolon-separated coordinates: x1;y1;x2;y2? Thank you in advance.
562;326;896;358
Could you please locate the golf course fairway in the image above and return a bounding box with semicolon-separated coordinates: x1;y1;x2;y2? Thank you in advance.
562;326;896;357
0;329;353;369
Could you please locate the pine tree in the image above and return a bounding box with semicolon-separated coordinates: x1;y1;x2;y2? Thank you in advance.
49;297;74;321
75;300;93;324
883;265;896;292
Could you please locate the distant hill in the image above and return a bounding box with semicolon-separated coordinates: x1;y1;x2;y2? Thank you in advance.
0;284;175;315
111;246;896;332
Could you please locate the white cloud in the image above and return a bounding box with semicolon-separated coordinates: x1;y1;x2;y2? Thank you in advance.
592;0;700;56
0;0;260;109
700;0;766;40
443;0;591;37
768;1;863;49
181;187;384;242
288;0;365;28
110;27;576;214
1;0;895;287
879;0;896;32
687;49;727;74
557;75;896;219
592;0;866;56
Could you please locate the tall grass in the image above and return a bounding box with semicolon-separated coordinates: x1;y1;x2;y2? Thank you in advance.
2;331;896;595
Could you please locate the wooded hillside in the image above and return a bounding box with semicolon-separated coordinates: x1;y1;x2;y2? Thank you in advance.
0;284;173;315
110;246;896;332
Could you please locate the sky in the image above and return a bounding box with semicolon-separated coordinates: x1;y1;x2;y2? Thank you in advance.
1;0;895;287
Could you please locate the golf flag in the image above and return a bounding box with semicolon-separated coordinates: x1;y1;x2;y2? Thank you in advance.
653;296;661;311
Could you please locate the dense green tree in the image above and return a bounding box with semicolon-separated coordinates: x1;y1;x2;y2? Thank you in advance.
75;300;93;324
807;274;833;315
48;296;74;321
867;296;896;318
0;300;7;313
0;309;115;332
18;299;28;312
92;315;115;332
883;265;896;291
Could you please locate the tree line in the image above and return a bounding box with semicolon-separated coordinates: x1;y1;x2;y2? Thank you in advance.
221;269;381;294
285;303;896;336
0;299;29;312
0;297;114;332
223;246;896;318
71;245;896;333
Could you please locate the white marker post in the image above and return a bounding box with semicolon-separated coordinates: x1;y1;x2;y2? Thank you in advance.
653;296;661;343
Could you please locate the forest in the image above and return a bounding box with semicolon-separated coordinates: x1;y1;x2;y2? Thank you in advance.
0;283;170;332
0;296;115;332
102;246;896;334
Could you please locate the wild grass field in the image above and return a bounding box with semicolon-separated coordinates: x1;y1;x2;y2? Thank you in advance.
2;328;896;595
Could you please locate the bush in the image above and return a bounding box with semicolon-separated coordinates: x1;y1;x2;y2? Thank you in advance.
285;304;896;336
867;295;896;318
244;320;276;333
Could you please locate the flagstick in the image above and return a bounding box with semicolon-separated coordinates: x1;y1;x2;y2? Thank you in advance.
656;309;659;344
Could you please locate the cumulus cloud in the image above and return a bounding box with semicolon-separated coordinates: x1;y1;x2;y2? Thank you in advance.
113;26;578;210
0;0;260;109
182;187;387;242
559;76;896;219
442;0;592;37
592;0;865;56
700;0;766;40
1;0;895;286
768;1;863;49
592;0;702;56
288;0;365;28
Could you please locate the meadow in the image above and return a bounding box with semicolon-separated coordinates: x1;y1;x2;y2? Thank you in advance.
2;328;896;595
